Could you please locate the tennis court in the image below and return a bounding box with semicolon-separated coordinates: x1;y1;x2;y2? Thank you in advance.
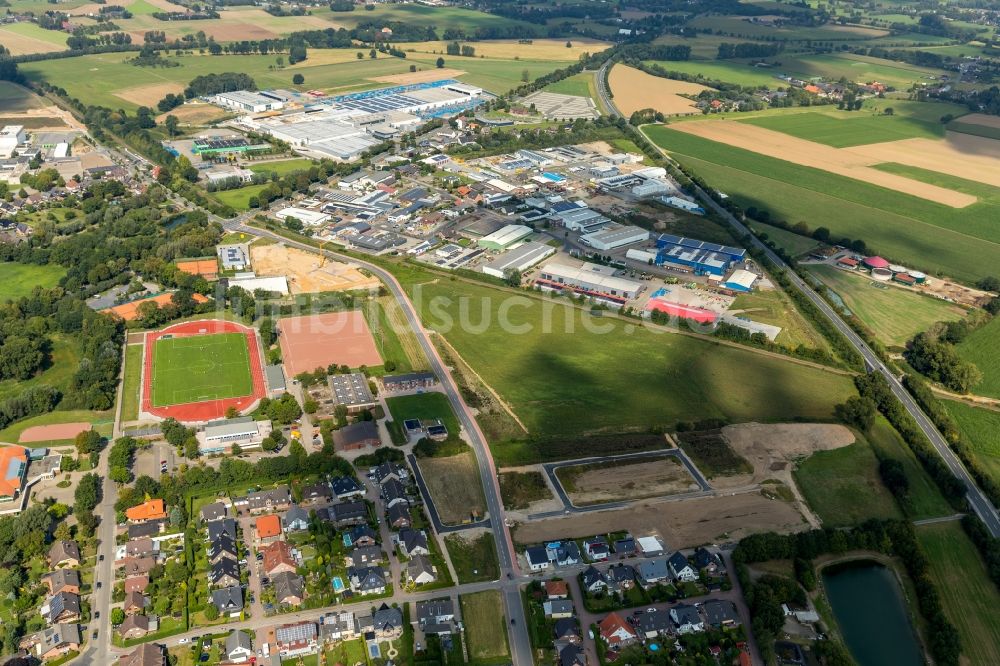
151;332;253;407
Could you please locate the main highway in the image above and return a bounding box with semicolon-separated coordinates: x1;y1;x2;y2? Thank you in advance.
593;61;1000;537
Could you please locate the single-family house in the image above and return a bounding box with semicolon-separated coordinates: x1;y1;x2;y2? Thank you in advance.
124;576;149;595
372;603;404;639
124;590;149;615
704;599;740;628
553;617;580;643
321;500;367;527
255;514;283;545
670;604;704;634
44;569;81;596
243;486;292;515
398;528;430;557
282;505;310;532
558;643;586;666
21;623;81;661
669;551;698;583
372;461;408;485
545;580;569;600
120;642;166;666
526;546;550;572
209;558;241;588
44;591;81;624
275;621;318;657
262;540;297;576
406;554;437;585
614;537;636;558
348;565;387;595
118;614;150;640
543;599;574;619
225;630;254;663
126;538;155;559
637;608;672;638
348;524;378;546
637;559;670;587
387;503;412;529
584;537;610;562
273;571;305;607
128;521;163;540
126;499;167;523
380;478;408;508
606;564;637;591
550;541;581;567
211;586;244;616
694;547;722;574
207;518;237;543
598;612;638;647
416;598;455;630
581;566;607;594
330;476;365;500
347;544;383;566
48;540;80;569
200;502;227;523
301;482;332;505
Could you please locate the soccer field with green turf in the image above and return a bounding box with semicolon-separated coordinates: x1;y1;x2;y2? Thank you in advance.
151;333;253;406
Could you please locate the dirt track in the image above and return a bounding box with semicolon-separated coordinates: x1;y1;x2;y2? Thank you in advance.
609;64;712;116
514;491;807;549
250;244;380;294
668;121;979;207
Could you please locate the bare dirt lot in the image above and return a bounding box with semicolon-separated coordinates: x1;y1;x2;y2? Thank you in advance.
0;105;85;131
418;451;487;525
609;64;713;116
373;68;468;85
115;82;186;107
156;103;231;126
514;491;807;548
250;244;381;294
667;121;985;207
395;38;610;61
557;457;699;506
954;113;1000;129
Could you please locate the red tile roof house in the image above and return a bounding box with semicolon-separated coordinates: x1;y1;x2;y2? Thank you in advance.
256;514;283;546
262;540;298;576
598;612;638;648
545;580;569;600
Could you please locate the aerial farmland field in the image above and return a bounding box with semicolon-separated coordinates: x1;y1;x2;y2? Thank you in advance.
956;316;1000;399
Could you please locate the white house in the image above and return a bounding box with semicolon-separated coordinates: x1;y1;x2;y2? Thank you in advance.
525;546;549;572
668;552;698;583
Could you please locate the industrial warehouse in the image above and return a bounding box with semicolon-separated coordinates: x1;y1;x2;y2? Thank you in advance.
228;80;485;161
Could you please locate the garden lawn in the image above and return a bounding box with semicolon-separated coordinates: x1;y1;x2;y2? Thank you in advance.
917;522;1000;666
151;332;253;406
402;277;856;440
956;316;1000;399
0;262;65;302
385;392;460;437
793;436;903;526
646;125;1000;282
445;533;500;583
943;401;1000;488
808;265;966;348
247;158;315;176
460;590;510;662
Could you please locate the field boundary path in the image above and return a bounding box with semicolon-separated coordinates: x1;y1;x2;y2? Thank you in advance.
635;124;1000;539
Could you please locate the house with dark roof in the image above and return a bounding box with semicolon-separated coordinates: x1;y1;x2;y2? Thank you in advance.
637;559;670;587
211;586;244;616
48;540;80;569
207;518;237;543
398;528;430;557
387;503;412;529
282;505;310;532
128;521;164;540
372;603;404;639
242;486;292;514
120;642;166;666
321;500;368;527
606;564;637;591
348;524;378;546
372;461;408;485
208;533;238;564
704;599;740;628
124;590;149;615
525;546;549;572
118;614;150;640
584;537;610;562
330;476;364;500
380;478;408;508
694;547;723;574
347;565;386;595
347;544;383;566
225;630;254;663
126;537;156;559
406;554;437;585
273;571;305;607
44;591;81;624
209;558;241;588
301;482;332;505
581;566;607;593
614;537;636;558
670;604;704;634
416;598;454;628
669;551;698;583
543;599;574;619
200;502;227;523
44;569;80;596
21;623;81;661
553;617;580;643
121;556;156;579
332;421;380;451
637;608;672;638
558;643;586;666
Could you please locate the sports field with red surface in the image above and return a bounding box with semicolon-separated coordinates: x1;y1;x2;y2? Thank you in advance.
19;422;91;443
142;320;265;422
278;311;382;376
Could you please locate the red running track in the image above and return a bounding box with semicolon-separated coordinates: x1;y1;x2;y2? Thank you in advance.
141;320;266;423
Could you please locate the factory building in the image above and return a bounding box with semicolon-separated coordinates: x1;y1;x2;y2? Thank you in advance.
0;125;26;159
275;207;331;227
478;224;533;251
535;261;643;307
213;91;285;113
580;225;649;251
654;234;746;276
481;241;556;279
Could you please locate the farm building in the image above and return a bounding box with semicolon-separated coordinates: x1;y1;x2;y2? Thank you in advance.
862;256;890;270
655;234;745;276
481;241;555;279
535;261;643;307
580;225;650;251
478;224;533;251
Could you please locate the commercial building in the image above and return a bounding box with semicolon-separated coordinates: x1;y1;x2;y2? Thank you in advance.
194;137;269;156
381;372;437;393
721;269;757;292
217;243;250;271
329;372;377;413
275;207;331;227
0;125;26;159
227;274;289;295
535;261;643;307
481;241;556;279
0;446;27;503
477;224;533;251
198;417;273;453
212;91;285;113
580;225;649;251
654;234;746;276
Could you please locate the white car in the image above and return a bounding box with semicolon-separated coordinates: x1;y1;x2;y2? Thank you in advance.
179;638;188;644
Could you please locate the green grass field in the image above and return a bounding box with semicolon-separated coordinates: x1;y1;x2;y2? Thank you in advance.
749;222;822;257
314;3;538;32
808;265;966;347
770;52;948;89
401;274;856;440
542;72;594;98
917;522;1000;666
686;15;889;41
730;288;830;350
212;184;269;211
120;345;143;422
0;335;81;403
794;436;903;526
384;392;460;437
0;262;66;302
460;590;510;662
646;59;779;88
948;120;1000;141
741;109;944;147
0;409;113;444
247;159;315;176
956;315;1000;399
151;333;253;407
943;401;1000;489
445;533;500;584
645;124;1000;282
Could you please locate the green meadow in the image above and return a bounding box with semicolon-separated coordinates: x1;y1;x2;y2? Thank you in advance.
943;401;1000;489
741;108;947;147
956;317;1000;399
0;262;66;302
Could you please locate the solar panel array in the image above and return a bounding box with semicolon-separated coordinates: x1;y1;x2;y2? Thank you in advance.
656;233;745;260
195;138;249;150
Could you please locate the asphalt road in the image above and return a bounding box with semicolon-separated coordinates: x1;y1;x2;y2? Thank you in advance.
592;63;1000;538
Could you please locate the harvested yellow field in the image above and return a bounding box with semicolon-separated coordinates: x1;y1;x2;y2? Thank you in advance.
373;68;468;85
115;82;185;107
848;133;1000;190
287;49;368;68
0;29;64;56
396;38;609;61
668;121;979;207
609;64;712;116
250;243;381;294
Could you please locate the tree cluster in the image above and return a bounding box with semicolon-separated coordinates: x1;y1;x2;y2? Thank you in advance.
905;330;982;394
